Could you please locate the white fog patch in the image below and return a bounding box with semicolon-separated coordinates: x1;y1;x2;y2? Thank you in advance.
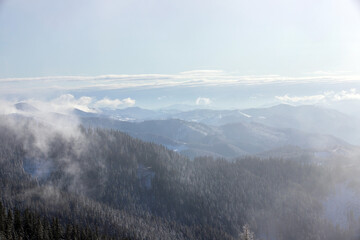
0;98;105;196
0;99;88;181
196;97;212;106
0;99;18;115
0;101;84;154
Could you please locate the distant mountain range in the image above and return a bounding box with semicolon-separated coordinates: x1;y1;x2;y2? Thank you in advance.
13;102;359;159
97;104;360;144
78;112;350;159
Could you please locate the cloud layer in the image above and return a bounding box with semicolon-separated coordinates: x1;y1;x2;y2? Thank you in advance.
1;70;360;95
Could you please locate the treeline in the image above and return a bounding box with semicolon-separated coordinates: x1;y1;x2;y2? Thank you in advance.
0;115;358;239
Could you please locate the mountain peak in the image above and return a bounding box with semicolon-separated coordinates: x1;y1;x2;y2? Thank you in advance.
14;102;39;112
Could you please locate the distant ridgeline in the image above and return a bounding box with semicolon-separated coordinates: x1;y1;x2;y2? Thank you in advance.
0;114;359;240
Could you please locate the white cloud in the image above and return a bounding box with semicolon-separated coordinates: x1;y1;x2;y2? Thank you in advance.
276;88;360;104
196;97;212;106
122;97;136;106
333;88;360;101
94;97;135;109
51;94;94;113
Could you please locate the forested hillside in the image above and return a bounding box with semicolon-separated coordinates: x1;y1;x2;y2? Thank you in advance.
0;115;358;239
0;201;116;240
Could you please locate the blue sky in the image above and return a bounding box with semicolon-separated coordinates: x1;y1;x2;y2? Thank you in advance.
1;0;360;77
1;0;360;111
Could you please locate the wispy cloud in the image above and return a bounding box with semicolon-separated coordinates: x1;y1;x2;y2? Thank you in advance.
276;89;360;104
275;94;326;104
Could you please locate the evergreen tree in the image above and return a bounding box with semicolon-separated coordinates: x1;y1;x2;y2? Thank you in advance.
13;209;23;238
239;224;254;240
0;202;4;232
5;210;13;240
52;217;62;240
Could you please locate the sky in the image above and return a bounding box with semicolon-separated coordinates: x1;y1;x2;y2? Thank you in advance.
1;0;360;111
1;0;360;77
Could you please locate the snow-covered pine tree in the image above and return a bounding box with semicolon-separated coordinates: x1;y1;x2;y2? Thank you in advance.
239;224;254;240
